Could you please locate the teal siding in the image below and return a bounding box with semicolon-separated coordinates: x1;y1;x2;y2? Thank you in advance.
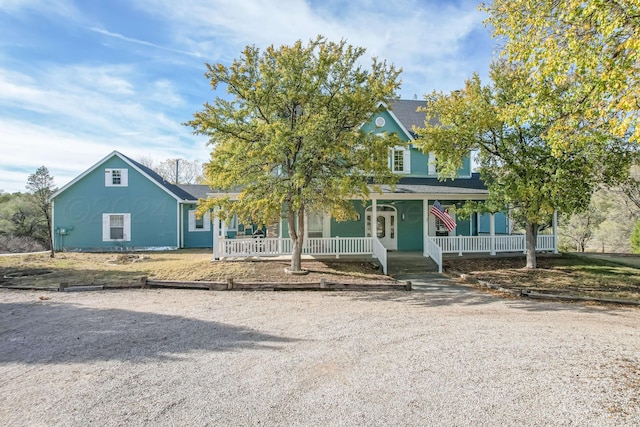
410;150;471;177
53;156;179;251
362;108;473;178
410;148;430;176
458;154;472;177
182;204;213;248
361;109;410;138
331;202;366;237
454;217;471;236
478;212;509;234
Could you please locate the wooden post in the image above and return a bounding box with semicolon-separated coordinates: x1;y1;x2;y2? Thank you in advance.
226;278;234;290
212;209;220;260
490;213;496;256
320;278;326;289
423;199;429;257
371;198;377;258
553;210;559;254
140;276;147;289
58;282;67;292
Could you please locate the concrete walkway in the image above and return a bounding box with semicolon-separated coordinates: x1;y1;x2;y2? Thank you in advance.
392;272;474;293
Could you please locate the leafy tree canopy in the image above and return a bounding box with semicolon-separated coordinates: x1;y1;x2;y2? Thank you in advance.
188;36;401;270
482;0;640;150
415;62;634;268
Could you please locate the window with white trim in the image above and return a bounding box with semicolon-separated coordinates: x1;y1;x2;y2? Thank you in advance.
428;152;437;175
307;213;324;238
105;169;128;187
188;210;211;232
390;146;410;174
102;213;131;241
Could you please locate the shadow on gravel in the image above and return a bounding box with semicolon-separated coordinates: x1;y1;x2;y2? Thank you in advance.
0;301;298;365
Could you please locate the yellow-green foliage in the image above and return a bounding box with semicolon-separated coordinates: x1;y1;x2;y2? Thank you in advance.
187;36;401;247
482;0;640;148
414;62;634;267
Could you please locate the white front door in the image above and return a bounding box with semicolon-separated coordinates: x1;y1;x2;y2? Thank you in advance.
366;211;397;250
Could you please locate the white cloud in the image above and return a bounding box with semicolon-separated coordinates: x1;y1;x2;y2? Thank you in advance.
0;0;494;193
88;27;204;58
0;65;208;192
131;0;489;93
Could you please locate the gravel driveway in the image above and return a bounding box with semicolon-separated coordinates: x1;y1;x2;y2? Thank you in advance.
1;287;639;426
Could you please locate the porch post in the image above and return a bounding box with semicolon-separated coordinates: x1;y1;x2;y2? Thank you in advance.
490;213;496;256
278;216;283;254
423;199;429;256
553;210;559;254
371;198;377;258
212;209;220;260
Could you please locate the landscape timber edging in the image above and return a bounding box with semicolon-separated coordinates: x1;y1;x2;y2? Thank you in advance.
451;271;640;306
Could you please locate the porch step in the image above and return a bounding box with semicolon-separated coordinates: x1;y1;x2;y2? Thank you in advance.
387;255;439;275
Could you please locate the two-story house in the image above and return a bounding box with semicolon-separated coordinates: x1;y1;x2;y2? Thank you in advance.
51;100;557;273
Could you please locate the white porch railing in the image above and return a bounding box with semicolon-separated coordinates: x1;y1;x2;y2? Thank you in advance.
220;237;374;259
432;234;556;255
372;237;388;275
423;236;443;273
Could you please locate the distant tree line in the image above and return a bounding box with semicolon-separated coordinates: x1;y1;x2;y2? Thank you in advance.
559;166;640;253
0;166;56;255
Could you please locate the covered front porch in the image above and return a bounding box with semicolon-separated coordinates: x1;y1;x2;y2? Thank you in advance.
211;197;558;274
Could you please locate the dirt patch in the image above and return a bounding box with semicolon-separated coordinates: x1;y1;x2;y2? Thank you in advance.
446;254;640;303
0;251;393;288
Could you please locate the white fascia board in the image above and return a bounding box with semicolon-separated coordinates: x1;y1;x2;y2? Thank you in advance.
51;151;184;203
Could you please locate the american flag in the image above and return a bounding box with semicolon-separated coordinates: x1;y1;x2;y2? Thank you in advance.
430;200;456;232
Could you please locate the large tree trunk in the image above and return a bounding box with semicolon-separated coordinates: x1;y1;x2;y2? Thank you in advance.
525;221;538;269
288;206;305;272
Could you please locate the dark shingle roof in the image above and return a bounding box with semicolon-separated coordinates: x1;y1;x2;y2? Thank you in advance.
388;100;425;129
177;184;212;200
119;153;198;201
388;99;438;137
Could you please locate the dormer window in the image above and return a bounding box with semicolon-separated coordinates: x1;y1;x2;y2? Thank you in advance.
105;169;128;187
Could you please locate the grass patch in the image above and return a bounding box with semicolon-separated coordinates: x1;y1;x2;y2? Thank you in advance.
446;253;640;303
0;250;392;289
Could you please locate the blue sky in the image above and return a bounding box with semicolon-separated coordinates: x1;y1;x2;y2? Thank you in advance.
0;0;495;193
